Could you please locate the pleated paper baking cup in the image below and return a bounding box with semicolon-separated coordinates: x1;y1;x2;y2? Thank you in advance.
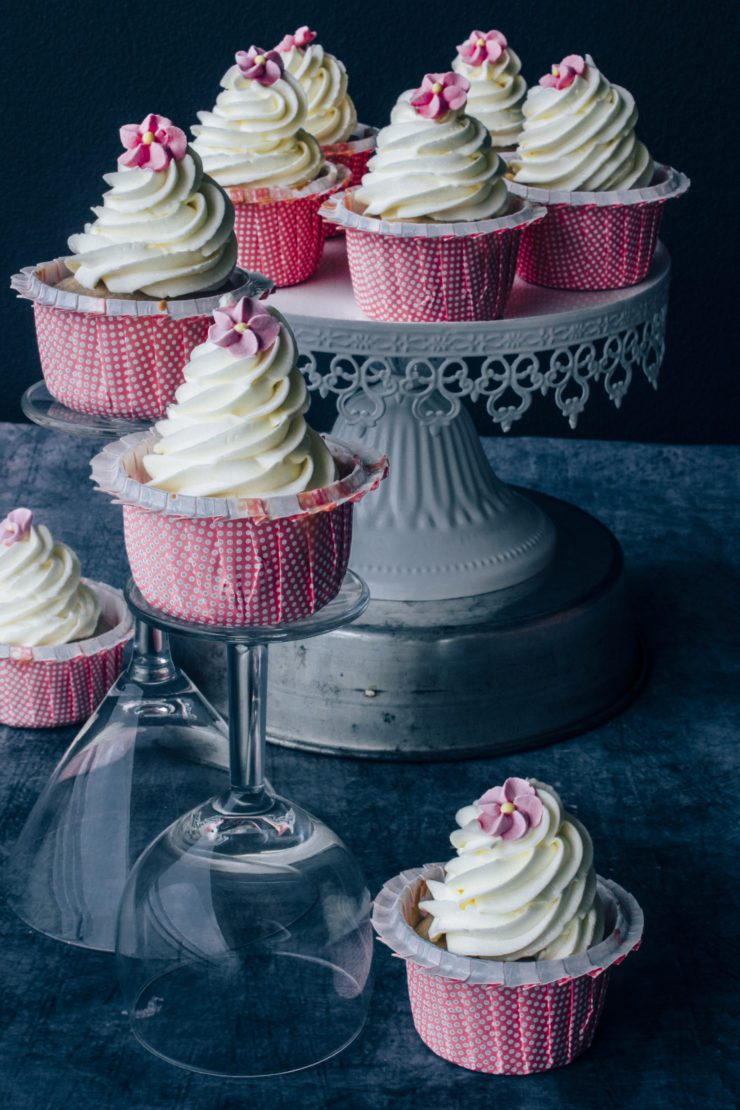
226;163;350;287
11;261;271;421
321;125;377;238
90;432;388;627
373;864;643;1075
0;582;133;729
506;164;690;290
320;190;546;322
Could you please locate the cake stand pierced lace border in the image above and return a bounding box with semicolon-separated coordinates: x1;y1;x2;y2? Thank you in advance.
299;305;666;434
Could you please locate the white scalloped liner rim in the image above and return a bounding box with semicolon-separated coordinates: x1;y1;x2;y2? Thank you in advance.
322;123;378;156
0;581;133;663
320;189;547;239
372;863;644;987
224;160;350;205
505;163;690;208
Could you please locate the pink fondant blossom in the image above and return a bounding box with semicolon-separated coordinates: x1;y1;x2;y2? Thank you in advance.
119;114;187;171
208;297;281;358
277;26;317;52
457;29;508;67
539;54;586;90
476;777;543;841
0;508;33;547
235;45;284;86
410;72;470;120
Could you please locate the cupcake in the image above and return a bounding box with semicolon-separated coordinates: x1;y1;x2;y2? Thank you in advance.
452;29;527;150
191;47;348;286
507;55;690;289
91;295;387;627
11;115;264;421
373;777;643;1075
0;509;132;728
276;26;375;237
321;71;544;322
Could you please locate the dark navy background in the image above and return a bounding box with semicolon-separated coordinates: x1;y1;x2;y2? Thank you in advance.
2;0;737;440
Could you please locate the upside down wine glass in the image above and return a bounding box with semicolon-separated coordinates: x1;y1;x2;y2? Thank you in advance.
116;575;374;1077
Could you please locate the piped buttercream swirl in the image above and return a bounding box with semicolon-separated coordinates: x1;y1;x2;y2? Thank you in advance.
511;55;654;191
143;302;336;498
66;146;237;298
419;779;605;960
191;63;324;188
280;43;357;145
452;46;526;149
354;94;509;221
0;513;100;646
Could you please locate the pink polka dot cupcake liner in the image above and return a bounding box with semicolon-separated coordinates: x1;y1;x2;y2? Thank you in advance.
11;260;270;421
321;125;377;238
506;165;690;291
0;582;133;729
320;190;546;322
90;433;388;628
373;864;643;1076
226;163;350;287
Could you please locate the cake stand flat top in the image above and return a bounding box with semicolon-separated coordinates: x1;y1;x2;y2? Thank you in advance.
270;239;670;355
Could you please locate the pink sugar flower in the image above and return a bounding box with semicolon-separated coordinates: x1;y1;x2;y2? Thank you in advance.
476;777;544;841
119;114;187;172
277;26;317;52
0;508;33;547
539;54;586;90
235;45;284;86
208;297;281;358
410;71;470;120
457;29;508;67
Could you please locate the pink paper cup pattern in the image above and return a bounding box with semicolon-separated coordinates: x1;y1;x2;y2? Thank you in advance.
506;165;690;291
11;261;270;421
0;582;133;729
373;864;643;1076
90;433;388;628
321;125;377;238
320;190;546;322
226;163;350;287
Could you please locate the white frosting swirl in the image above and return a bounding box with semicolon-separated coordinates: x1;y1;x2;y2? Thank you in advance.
0;522;100;646
511;55;654;191
192;64;324;188
452;47;526;149
281;44;357;145
143;307;336;497
354;94;509;221
66;148;237;298
419;780;605;960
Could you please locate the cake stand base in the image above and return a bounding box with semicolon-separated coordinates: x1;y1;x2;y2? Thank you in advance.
174;491;646;760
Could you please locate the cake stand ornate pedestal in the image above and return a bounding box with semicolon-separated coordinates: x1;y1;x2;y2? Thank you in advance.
176;240;669;758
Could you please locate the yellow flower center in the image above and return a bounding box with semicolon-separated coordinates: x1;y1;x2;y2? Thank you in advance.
552;65;560;76
500;801;516;815
431;82;443;94
234;322;249;333
477;38;486;47
256;55;266;65
142;131;155;145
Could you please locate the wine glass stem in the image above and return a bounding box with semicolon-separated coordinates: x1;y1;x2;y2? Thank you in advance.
227;642;267;798
130;618;178;684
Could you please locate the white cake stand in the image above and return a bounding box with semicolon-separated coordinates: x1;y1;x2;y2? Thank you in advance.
172;239;671;758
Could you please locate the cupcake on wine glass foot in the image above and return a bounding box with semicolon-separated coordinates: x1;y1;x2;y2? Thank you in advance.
507;54;690;289
191;47;349;286
276;26;376;236
452;28;527;150
91;293;387;627
11;115;265;420
373;777;643;1075
0;509;132;728
321;71;544;321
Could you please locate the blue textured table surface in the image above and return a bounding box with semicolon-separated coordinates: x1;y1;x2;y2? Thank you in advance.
1;425;738;1110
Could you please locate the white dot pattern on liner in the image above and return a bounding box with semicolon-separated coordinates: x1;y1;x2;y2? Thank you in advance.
406;961;611;1075
33;304;210;420
0;644;127;729
122;505;353;627
516;201;665;290
321;146;374;239
344;227;520;322
232;193;327;288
